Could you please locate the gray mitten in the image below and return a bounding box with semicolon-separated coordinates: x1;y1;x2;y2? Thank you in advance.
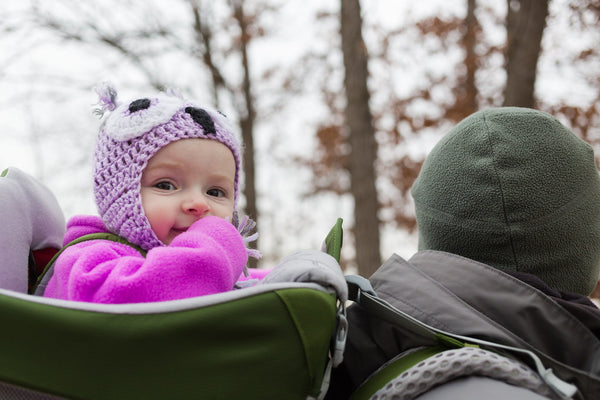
260;249;348;303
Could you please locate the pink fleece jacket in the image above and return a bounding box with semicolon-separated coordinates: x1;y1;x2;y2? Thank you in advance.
43;215;270;304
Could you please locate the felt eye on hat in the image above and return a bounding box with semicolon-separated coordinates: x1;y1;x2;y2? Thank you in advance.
129;98;151;113
185;107;216;135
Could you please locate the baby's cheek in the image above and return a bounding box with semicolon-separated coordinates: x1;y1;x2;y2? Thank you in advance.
145;213;172;244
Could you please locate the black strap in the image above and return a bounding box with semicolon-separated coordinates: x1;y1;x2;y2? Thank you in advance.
28;250;37;292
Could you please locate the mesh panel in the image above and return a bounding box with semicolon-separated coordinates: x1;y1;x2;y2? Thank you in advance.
0;381;66;400
370;347;557;400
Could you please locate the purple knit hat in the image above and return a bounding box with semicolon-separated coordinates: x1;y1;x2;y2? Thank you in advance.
93;84;242;250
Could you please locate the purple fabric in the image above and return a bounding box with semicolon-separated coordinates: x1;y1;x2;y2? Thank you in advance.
44;215;268;304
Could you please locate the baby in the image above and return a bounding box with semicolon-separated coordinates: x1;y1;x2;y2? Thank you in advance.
41;85;267;303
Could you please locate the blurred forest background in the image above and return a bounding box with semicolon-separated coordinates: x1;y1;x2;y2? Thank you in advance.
0;0;599;280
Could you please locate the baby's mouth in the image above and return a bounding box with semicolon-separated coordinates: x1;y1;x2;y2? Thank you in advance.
172;227;189;234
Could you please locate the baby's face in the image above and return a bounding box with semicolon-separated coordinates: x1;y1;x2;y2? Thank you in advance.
140;138;236;245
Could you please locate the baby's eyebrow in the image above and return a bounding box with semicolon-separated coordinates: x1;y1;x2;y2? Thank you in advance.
208;170;235;182
141;164;183;184
144;160;185;173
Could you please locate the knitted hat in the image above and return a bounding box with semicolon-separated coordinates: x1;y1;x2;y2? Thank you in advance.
412;107;600;295
93;84;242;251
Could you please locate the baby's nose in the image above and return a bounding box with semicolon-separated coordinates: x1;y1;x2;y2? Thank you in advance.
183;194;209;216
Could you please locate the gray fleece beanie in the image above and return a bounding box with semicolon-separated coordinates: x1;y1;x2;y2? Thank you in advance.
412;107;600;295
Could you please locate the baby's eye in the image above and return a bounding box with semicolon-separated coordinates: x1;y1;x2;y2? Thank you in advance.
207;188;225;198
155;181;177;191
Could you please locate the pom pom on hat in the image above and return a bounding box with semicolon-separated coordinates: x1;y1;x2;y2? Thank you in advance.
93;82;119;117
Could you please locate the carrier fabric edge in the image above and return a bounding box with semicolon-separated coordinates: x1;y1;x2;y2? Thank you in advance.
0;282;338;400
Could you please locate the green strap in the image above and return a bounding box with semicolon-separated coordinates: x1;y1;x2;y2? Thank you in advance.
323;218;343;263
349;346;448;400
32;232;146;294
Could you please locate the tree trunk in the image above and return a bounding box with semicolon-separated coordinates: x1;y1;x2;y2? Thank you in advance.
450;0;479;121
231;0;259;266
464;0;478;114
191;0;259;265
503;0;549;107
340;0;381;277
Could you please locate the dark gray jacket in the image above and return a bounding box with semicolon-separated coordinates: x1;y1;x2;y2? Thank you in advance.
327;251;600;399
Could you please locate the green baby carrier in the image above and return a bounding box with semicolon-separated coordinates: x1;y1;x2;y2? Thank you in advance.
1;280;344;399
0;203;347;400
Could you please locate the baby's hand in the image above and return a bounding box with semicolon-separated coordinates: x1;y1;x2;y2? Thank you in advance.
186;216;243;242
172;216;247;273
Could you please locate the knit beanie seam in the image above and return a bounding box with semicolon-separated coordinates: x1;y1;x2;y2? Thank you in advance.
480;111;521;272
414;182;598;233
413;201;508;232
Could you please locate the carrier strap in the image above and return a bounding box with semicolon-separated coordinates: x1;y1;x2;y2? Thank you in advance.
31;232;146;295
346;275;578;400
311;218;347;400
348;346;448;400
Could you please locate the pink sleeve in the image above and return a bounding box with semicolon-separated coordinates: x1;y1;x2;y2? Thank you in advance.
44;216;248;304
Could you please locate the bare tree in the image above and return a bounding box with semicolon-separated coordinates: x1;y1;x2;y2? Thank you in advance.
230;0;258;234
452;0;480;119
230;0;260;263
503;0;550;107
294;2;496;273
189;0;259;260
19;1;262;229
340;0;381;276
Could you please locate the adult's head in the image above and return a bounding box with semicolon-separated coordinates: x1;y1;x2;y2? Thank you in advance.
412;107;600;295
